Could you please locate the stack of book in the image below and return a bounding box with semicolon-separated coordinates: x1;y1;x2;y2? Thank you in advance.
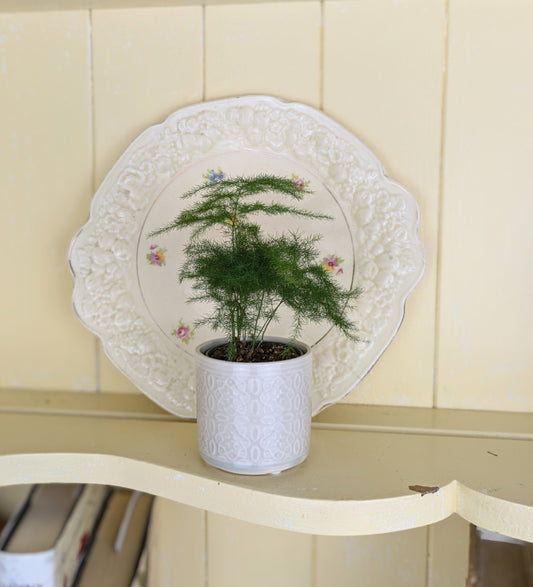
74;489;153;587
0;484;153;587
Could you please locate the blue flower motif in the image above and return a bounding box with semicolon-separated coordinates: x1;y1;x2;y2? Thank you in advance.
203;168;225;184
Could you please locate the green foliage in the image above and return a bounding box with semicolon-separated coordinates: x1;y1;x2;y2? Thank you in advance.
149;174;362;360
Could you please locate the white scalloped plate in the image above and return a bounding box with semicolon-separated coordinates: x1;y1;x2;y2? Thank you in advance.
69;96;424;418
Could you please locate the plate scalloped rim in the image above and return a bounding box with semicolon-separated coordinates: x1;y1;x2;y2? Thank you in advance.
69;95;425;418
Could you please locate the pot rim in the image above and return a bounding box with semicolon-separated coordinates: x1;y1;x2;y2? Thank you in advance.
195;336;311;366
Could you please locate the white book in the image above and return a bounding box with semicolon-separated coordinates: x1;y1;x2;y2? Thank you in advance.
0;484;109;587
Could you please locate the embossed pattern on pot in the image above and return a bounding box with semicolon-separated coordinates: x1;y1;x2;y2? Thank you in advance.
196;339;312;475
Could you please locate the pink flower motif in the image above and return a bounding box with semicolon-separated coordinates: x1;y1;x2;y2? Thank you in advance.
150;251;165;266
176;326;189;339
171;320;194;344
323;256;339;272
291;174;310;191
322;254;344;275
147;245;166;266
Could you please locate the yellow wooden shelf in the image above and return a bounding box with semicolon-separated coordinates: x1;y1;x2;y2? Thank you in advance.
0;390;530;541
0;0;301;12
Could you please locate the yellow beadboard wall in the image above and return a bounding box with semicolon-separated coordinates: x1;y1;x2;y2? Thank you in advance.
147;501;471;587
0;5;530;585
1;2;532;405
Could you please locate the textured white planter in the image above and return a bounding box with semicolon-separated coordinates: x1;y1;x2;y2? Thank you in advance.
195;338;312;475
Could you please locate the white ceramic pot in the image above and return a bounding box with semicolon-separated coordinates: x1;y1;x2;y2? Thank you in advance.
195;338;312;475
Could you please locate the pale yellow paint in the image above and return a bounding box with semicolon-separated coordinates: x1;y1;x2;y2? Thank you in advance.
0;485;32;519
0;389;175;419
427;514;470;587
2;0;531;410
315;527;427;587
91;6;203;392
0;401;530;541
323;0;445;408
437;0;533;411
205;1;321;106
0;394;529;585
0;11;96;392
147;500;206;587
146;499;467;587
4;389;533;440
314;403;533;439
91;6;203;188
207;513;313;587
0;0;304;10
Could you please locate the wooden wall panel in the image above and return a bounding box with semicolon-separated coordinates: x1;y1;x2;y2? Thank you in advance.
0;11;95;391
91;6;203;392
148;500;206;587
323;0;445;407
436;0;533;410
427;515;470;587
207;513;313;587
315;527;428;587
205;1;321;106
1;4;530;407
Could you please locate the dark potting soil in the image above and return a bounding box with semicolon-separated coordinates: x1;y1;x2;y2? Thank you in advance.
206;341;304;363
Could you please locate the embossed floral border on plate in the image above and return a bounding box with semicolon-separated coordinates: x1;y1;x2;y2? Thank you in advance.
68;96;425;418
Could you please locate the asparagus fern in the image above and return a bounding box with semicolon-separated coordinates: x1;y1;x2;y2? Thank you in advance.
149;173;362;360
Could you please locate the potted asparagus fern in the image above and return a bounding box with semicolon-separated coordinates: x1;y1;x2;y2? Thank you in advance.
149;172;362;474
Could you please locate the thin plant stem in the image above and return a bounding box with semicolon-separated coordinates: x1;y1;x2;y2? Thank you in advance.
251;291;266;344
256;299;285;342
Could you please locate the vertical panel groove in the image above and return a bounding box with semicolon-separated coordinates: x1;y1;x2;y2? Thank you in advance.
88;8;100;393
88;9;95;193
425;525;432;586
311;534;317;587
204;511;209;587
202;4;206;102
318;0;324;111
433;0;450;408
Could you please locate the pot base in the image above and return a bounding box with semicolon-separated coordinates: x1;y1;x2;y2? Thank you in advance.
199;451;309;476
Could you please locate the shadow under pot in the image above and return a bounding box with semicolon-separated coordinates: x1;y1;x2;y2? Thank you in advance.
195;337;313;475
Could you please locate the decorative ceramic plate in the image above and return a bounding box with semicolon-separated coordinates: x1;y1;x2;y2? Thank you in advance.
69;96;424;418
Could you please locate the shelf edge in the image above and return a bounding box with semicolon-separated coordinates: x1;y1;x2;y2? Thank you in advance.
0;453;531;541
0;452;456;537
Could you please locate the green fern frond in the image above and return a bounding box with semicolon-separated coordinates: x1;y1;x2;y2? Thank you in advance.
148;173;362;360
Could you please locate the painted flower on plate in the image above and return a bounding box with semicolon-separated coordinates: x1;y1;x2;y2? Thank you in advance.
171;320;194;344
147;245;166;266
203;168;225;184
323;255;344;276
291;174;310;191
